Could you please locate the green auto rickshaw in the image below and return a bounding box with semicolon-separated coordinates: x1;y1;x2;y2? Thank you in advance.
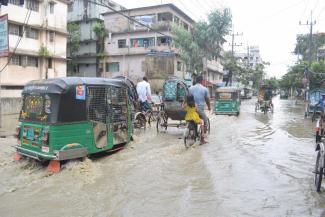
214;87;241;116
14;77;134;172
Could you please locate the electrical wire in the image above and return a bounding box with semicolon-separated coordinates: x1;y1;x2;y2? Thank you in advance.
300;0;310;21
87;0;170;37
173;0;200;21
0;8;32;73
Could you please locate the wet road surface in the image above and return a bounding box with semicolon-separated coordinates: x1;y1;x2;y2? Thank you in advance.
0;96;324;217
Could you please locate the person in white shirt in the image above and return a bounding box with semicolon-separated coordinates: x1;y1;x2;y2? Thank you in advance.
136;76;152;112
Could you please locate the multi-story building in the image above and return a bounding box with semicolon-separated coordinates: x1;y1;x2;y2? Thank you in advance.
0;0;68;97
102;4;196;90
67;0;125;77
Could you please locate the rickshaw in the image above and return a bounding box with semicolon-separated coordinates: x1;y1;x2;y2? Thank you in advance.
13;77;133;172
156;77;189;132
255;85;274;114
214;87;241;116
308;89;325;122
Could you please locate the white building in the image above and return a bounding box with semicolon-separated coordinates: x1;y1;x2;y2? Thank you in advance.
0;0;68;97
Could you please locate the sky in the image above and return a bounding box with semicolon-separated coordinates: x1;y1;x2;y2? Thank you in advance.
113;0;325;78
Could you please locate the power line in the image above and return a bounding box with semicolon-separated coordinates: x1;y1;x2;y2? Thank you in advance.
0;8;32;73
173;0;200;20
300;0;310;21
87;0;169;37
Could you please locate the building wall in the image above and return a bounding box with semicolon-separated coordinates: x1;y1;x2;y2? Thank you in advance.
0;0;67;89
68;0;124;22
102;4;193;85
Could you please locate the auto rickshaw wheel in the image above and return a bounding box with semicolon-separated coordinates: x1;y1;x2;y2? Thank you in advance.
315;150;323;192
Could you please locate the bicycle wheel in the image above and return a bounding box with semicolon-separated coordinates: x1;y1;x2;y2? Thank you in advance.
315;150;324;192
156;112;167;133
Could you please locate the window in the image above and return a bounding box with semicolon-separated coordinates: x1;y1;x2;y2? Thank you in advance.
68;3;73;12
130;38;155;48
158;12;173;22
26;0;39;12
157;36;171;46
10;55;20;65
27;56;38;67
132;14;155;27
49;31;55;42
173;16;180;24
21;56;27;66
48;58;52;69
118;39;127;48
49;2;54;14
9;24;22;36
9;0;23;6
177;61;182;71
26;27;39;39
183;22;189;31
106;62;119;72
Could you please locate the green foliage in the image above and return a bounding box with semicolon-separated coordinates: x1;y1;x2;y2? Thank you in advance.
171;24;202;73
172;8;232;73
294;34;325;62
38;45;51;57
263;77;279;89
93;22;107;55
222;51;268;89
279;61;306;90
67;23;80;57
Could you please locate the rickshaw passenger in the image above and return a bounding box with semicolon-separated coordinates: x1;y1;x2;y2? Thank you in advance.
183;95;206;143
137;76;152;112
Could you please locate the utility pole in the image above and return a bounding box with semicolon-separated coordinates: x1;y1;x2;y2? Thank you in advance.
299;11;316;117
228;25;243;86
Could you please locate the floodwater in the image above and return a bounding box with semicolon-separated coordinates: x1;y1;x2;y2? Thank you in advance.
0;96;324;217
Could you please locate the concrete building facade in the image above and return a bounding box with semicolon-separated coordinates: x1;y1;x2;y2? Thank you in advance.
0;0;68;97
102;4;196;90
67;0;125;77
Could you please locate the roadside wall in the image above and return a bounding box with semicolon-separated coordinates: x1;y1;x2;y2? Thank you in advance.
0;98;22;115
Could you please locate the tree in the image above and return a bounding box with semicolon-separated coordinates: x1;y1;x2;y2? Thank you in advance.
294;34;325;62
38;45;51;79
93;22;107;77
67;23;80;75
172;8;232;74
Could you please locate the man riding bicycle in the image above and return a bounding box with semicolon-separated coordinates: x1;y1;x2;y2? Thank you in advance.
189;75;211;143
136;76;152;112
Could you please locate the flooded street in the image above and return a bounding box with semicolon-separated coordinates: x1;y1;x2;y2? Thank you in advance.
1;96;325;217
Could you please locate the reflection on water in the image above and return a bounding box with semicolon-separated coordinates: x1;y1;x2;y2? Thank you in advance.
0;96;323;217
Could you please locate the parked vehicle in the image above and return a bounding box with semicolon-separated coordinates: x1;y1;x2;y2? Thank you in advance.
241;87;253;99
280;90;289;99
255;85;274;114
14;77;134;172
214;87;241;116
308;89;325;118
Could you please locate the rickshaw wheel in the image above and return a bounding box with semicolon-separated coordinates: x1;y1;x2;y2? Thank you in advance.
156;112;167;133
135;113;146;129
315;151;323;192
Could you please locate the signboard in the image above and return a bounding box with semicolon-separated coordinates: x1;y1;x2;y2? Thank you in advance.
0;15;8;57
76;85;86;100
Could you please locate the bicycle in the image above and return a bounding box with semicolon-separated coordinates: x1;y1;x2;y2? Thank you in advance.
184;117;210;148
